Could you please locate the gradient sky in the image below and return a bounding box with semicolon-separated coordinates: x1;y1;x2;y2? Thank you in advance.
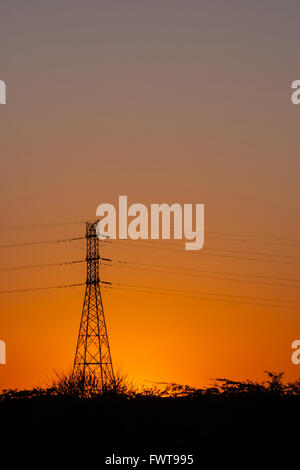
1;1;300;390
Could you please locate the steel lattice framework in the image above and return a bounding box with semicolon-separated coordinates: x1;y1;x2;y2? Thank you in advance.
73;221;115;390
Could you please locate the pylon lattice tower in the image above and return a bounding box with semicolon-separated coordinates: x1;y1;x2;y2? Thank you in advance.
73;221;115;390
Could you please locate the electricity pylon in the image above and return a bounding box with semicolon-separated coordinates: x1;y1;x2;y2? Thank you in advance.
73;221;115;391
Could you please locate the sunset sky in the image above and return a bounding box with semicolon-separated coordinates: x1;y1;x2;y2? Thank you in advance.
1;1;300;390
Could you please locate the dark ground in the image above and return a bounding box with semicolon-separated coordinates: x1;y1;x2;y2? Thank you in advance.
0;373;299;451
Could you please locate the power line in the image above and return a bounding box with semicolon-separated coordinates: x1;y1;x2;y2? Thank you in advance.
3;253;300;287
0;257;111;272
207;246;300;260
0;225;299;268
0;280;111;295
208;230;300;244
0;219;90;231
113;282;300;305
0;283;85;294
105;260;300;289
108;239;300;267
0;252;299;309
208;234;300;249
2;235;298;267
111;284;300;310
1;276;298;309
0;236;85;249
113;238;300;260
110;260;300;283
2;253;300;292
0;235;112;249
1;250;300;284
1;218;300;247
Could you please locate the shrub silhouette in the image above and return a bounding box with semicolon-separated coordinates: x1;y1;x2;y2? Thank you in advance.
1;371;300;448
1;370;299;400
50;368;136;398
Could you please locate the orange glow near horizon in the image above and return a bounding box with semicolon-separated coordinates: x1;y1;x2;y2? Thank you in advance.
1;225;300;390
